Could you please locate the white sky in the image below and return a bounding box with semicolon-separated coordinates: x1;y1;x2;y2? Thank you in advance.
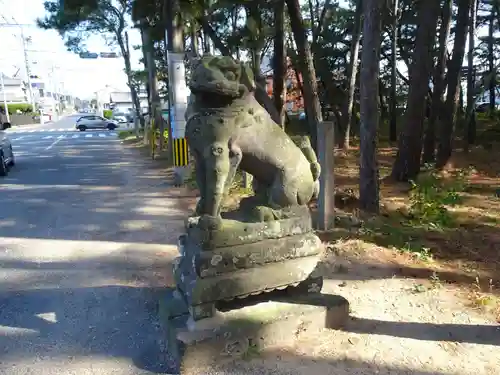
0;0;143;99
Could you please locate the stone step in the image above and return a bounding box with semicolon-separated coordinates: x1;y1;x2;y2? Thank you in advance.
159;289;349;374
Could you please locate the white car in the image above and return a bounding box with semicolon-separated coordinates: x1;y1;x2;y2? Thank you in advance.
0;121;15;176
75;115;119;131
112;113;128;124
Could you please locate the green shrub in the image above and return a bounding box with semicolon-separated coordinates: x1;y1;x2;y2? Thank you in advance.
103;109;113;119
0;103;33;114
407;167;471;230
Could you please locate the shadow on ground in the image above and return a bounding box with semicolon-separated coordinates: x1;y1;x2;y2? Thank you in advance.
0;285;176;373
174;290;499;374
0;138;189;244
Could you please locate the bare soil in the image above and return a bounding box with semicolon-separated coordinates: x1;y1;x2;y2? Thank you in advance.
124;137;500;375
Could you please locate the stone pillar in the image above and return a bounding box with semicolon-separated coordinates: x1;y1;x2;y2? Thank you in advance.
316;121;335;230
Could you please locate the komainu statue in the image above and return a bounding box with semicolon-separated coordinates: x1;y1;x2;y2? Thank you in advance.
185;55;320;223
168;55;324;322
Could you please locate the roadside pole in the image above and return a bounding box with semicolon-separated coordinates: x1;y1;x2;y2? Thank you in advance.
316;121;335;230
0;73;10;123
165;0;189;185
167;51;190;183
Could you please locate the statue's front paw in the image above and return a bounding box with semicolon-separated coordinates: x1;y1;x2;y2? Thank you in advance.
310;162;321;180
198;215;223;230
194;199;205;216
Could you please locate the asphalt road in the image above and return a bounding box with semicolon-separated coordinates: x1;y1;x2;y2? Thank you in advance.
0;115;181;374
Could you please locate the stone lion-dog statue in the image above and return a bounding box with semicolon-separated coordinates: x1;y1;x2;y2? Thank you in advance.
185;55;321;223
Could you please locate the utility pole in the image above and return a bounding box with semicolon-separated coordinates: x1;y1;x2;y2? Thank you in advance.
21;28;34;107
165;0;189;185
49;64;61;120
49;65;57;120
0;72;10;123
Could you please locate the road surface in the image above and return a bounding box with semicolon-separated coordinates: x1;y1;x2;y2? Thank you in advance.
0;115;182;374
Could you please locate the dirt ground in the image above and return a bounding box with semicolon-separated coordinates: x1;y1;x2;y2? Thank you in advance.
124;136;500;375
214;145;500;375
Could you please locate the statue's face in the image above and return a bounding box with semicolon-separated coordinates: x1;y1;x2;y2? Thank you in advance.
189;56;254;98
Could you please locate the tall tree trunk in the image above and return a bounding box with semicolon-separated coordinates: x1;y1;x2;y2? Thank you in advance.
246;3;263;78
140;27;151;146
359;0;383;213
286;0;323;146
465;0;477;152
391;0;441;181
341;0;362;149
422;0;452;164
488;4;496;117
139;28;152;115
389;0;399;143
231;8;241;60
190;22;199;57
436;0;471;168
119;31;144;133
273;0;287;128
379;79;388;122
143;26;162;150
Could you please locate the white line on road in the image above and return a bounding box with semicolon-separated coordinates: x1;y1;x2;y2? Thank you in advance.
71;134;79;138
98;133;106;137
48;129;57;132
57;135;66;139
45;136;64;150
42;136;53;139
85;134;93;138
58;128;65;131
28;130;37;133
12;136;25;141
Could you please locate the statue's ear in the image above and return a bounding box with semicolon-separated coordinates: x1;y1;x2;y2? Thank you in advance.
239;62;256;92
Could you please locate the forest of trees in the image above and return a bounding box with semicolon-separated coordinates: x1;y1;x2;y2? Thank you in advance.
38;0;500;213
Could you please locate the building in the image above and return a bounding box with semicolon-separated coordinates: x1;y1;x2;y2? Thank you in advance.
97;86;148;114
0;73;28;104
261;57;304;114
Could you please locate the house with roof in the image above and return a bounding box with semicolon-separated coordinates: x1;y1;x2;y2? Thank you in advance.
0;73;28;104
98;86;148;114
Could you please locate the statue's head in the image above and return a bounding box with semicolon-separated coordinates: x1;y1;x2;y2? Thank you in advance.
189;55;255;99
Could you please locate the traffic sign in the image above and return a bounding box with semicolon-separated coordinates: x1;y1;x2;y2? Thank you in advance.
100;52;119;58
79;52;99;59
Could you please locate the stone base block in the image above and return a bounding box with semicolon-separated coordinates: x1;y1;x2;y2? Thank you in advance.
176;255;321;310
185;208;313;250
159;290;349;374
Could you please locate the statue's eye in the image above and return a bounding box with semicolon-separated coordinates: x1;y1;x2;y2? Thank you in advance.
211;146;223;156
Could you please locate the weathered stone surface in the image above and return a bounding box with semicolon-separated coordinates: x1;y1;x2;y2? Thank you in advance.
176;255;320;307
159;292;350;374
196;232;322;278
166;55;339;353
184;209;313;251
185;55;321;221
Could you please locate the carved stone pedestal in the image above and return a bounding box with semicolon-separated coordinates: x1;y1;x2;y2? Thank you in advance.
172;209;324;321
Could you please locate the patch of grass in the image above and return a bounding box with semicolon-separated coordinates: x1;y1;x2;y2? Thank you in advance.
468;277;500;321
327;142;500;313
407;167;471;230
117;129;137;139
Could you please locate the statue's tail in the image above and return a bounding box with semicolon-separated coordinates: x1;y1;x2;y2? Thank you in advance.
290;135;321;200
